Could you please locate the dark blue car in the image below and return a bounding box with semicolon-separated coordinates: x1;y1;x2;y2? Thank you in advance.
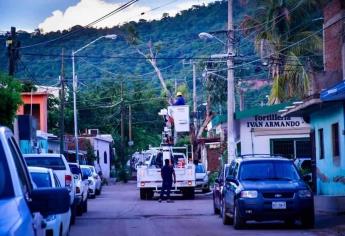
221;155;314;229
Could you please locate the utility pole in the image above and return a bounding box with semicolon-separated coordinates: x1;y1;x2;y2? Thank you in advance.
192;62;197;135
128;105;132;145
7;27;20;76
120;80;125;164
227;0;236;162
59;49;65;154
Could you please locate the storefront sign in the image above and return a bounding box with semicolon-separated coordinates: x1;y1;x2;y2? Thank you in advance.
247;114;302;128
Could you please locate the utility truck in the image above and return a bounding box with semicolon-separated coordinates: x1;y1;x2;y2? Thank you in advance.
137;145;196;200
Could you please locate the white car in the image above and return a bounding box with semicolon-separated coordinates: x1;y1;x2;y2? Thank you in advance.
69;163;88;215
80;165;98;198
24;154;77;225
28;166;71;236
83;165;102;195
195;163;209;193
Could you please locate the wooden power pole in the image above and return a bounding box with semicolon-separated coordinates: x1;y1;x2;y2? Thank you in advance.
7;27;19;76
120;80;125;163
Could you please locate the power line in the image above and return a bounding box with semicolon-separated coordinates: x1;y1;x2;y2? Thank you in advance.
19;0;139;49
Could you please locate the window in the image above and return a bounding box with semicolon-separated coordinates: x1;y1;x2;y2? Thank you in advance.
318;128;324;159
0;142;14;199
30;172;52;188
271;139;311;158
8;137;31;196
104;151;107;164
25;156;66;170
332;123;340;166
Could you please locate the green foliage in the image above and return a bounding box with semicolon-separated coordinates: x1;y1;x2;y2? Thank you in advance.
85;142;96;164
174;135;191;147
0;73;22;127
47;94;59;135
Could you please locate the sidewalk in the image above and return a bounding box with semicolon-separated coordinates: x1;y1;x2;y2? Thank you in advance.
315;212;345;235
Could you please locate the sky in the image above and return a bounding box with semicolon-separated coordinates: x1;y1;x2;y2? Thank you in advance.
0;0;216;33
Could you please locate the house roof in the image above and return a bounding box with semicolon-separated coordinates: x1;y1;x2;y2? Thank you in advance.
321;80;345;101
235;102;292;120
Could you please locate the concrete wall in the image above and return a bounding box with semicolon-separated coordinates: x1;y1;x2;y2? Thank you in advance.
93;138;111;179
310;103;345;195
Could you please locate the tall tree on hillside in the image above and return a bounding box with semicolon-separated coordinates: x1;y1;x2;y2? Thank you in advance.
125;24;172;102
0;73;22;127
240;0;324;103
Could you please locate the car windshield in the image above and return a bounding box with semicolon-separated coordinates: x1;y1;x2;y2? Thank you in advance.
195;165;205;173
25;156;66;170
30;172;52;188
69;164;81;175
81;167;92;177
239;161;300;181
0;143;14;199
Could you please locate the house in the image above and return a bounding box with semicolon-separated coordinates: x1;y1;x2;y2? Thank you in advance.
92;134;114;179
281;0;345;213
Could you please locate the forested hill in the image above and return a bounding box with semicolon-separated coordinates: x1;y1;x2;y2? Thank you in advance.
0;0;252;87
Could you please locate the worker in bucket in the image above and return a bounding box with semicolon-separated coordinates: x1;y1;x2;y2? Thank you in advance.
173;91;185;105
158;159;176;203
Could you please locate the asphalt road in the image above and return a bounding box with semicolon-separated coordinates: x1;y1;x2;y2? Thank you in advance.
70;182;345;236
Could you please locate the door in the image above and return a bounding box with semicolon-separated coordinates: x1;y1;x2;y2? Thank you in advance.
228;162;239;213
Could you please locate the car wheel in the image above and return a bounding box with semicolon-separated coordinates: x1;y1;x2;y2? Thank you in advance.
233;202;245;229
213;195;220;215
147;189;154;200
83;198;88;213
301;210;315;229
70;204;76;225
59;224;63;236
222;200;233;225
284;218;295;228
183;188;195;199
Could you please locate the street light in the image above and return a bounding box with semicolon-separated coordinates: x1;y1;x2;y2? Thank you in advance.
198;32;226;46
72;34;117;163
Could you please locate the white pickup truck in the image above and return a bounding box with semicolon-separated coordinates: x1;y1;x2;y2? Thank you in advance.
137;146;196;200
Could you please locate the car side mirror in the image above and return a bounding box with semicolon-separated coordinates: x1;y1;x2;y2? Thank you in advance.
302;174;311;182
29;188;70;216
226;176;238;185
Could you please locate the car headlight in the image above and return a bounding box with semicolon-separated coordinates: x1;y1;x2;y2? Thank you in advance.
298;189;312;198
240;190;258;198
45;215;56;222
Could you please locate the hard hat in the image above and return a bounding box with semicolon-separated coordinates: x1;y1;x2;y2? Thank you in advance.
176;92;182;96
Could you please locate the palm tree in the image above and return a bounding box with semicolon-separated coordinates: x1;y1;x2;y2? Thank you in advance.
240;0;325;103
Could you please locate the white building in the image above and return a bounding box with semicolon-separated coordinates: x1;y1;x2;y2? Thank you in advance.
236;103;311;158
91;134;114;179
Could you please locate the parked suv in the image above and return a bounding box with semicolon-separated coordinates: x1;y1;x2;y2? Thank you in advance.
221;155;314;229
24;153;77;225
69;163;88;215
0;127;69;236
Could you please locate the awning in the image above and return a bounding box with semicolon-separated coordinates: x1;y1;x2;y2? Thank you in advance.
320;80;345;101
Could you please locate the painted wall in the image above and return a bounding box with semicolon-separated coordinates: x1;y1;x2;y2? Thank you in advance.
239;114;310;156
92;138;111;179
311;103;345;195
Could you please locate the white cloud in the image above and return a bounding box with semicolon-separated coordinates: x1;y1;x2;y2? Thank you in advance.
38;0;216;32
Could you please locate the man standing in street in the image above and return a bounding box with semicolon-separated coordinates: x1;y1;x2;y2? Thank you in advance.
159;159;176;203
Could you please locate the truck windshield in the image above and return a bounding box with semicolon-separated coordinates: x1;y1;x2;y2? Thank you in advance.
0;143;14;199
25;156;66;170
239;161;300;181
30;172;52;188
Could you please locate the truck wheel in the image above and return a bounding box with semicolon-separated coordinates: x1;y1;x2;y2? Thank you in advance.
182;188;195;199
140;189;146;200
147;189;154;200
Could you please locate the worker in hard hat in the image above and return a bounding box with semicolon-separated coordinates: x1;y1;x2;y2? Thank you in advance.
173;91;186;105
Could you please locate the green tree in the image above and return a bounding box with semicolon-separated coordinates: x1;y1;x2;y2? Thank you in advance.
241;0;325;103
0;73;22;127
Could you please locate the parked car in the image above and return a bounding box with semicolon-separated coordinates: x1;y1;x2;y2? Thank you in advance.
83;165;102;195
0;127;69;236
69;163;89;215
28;166;71;236
80;165;97;198
212;164;230;215
221;155;314;229
195;163;210;193
24;153;77;225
